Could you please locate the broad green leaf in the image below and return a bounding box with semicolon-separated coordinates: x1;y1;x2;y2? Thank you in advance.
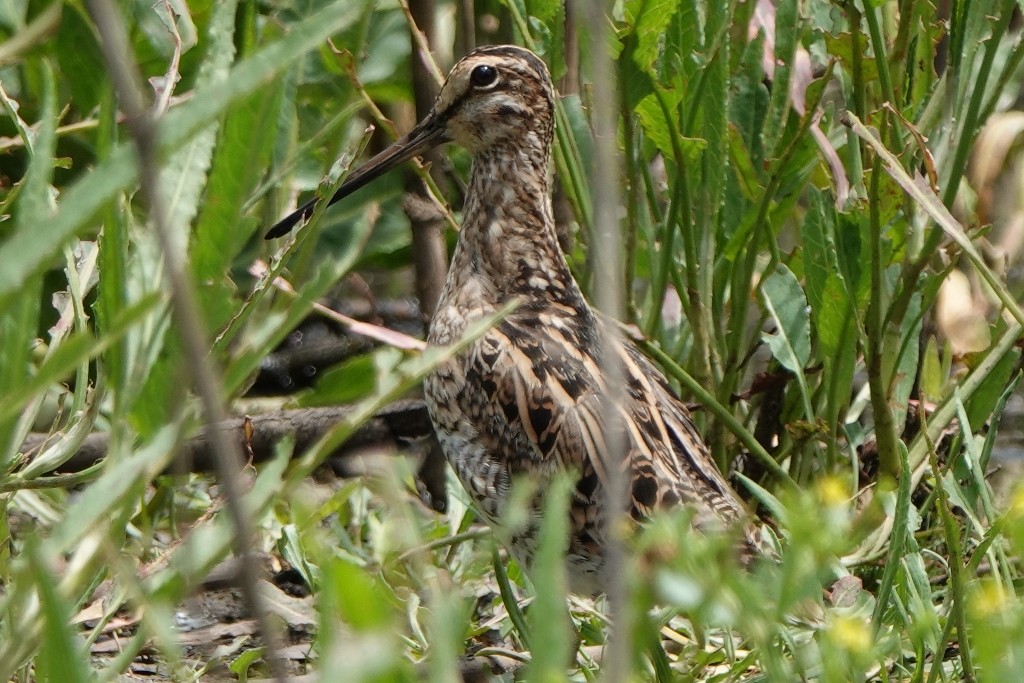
800;189;835;324
192;78;278;265
526;0;565;79
730;29;768;159
761;263;813;420
816;271;855;358
667;0;701;95
297;353;377;407
192;82;282;329
834;210;866;311
620;48;656;111
327;559;396;631
823;33;880;84
229;648;264;680
760;264;811;374
560;95;594;184
910;8;942;107
625;0;679;71
635;90;706;166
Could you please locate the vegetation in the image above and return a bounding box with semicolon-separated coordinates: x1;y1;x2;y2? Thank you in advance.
2;0;1024;680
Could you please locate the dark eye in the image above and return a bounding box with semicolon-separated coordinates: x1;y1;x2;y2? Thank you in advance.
470;64;498;88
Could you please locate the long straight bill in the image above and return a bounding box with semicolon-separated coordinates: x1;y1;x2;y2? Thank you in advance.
265;118;447;239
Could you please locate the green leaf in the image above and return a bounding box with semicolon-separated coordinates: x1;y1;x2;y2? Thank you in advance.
816;273;856;363
635;90;705;165
964;335;1021;432
326;558;396;631
28;540;92;683
297;353;377;407
761;263;814;421
726;124;761;201
0;62;55;462
760;264;811;374
666;0;700;94
526;0;565;79
229;647;264;680
729;27;767;155
761;0;801;154
192;82;282;328
977;370;1022;471
625;0;679;71
834;210;866;311
620;49;656;112
524;473;573;681
699;0;729;232
55;6;107;115
920;336;944;403
800;190;835;322
823;32;880;84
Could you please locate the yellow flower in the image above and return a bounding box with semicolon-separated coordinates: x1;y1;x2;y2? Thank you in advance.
830;615;870;654
818;477;848;507
970;580;1006;619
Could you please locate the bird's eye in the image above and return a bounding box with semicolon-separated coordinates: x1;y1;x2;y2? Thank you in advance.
470;64;499;88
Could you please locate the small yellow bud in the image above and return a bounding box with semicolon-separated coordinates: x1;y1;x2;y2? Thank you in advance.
818;477;848;507
830;615;871;654
970;581;1006;618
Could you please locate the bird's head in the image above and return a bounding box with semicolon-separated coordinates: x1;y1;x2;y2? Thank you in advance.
265;45;554;239
427;45;555;152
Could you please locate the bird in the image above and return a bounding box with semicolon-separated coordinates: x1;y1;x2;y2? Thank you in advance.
267;45;754;594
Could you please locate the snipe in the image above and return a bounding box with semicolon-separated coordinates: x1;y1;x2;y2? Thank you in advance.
268;45;753;593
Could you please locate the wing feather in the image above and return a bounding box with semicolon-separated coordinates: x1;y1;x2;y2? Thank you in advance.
464;312;746;530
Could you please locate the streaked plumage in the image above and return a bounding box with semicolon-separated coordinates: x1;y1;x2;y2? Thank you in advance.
268;45;753;593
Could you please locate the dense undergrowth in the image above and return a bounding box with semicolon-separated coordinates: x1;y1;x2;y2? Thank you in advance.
2;0;1024;680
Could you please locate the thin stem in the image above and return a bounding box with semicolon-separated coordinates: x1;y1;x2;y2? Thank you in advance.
653;86;710;386
921;415;976;681
84;2;287;680
493;548;532;650
640;340;796;488
865;128;900;482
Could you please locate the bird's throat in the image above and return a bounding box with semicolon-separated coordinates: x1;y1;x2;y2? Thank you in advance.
450;145;575;301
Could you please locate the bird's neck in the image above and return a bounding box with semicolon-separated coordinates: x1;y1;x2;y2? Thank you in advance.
451;138;578;302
